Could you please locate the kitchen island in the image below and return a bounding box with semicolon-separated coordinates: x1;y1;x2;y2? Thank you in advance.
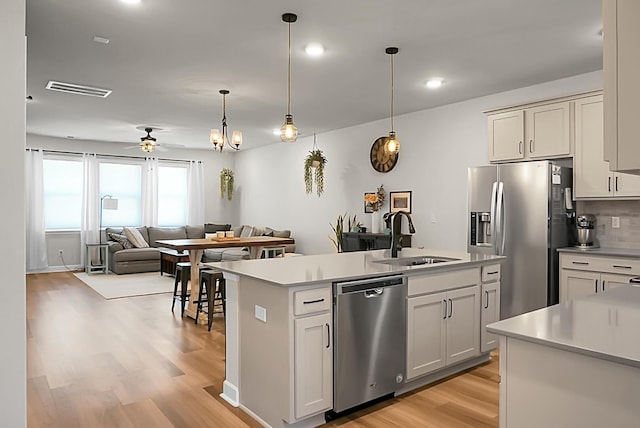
487;285;640;428
205;248;504;428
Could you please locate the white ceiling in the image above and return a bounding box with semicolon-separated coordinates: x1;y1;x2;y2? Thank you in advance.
26;0;603;151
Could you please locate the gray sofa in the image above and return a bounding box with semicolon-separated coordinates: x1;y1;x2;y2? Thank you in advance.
105;224;295;275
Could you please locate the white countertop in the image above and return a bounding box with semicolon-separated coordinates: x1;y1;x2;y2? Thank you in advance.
487;285;640;368
203;247;504;287
558;246;640;258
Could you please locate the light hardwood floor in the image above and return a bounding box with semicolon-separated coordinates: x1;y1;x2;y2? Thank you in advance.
27;272;499;427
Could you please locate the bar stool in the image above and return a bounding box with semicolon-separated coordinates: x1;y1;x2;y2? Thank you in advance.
171;262;191;317
196;270;226;331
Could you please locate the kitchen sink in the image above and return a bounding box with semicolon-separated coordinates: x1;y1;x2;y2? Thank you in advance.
373;256;460;266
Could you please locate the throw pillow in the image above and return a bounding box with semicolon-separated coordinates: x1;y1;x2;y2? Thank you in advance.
262;230;274;237
271;229;291;238
108;233;134;249
124;227;150;248
240;225;253;238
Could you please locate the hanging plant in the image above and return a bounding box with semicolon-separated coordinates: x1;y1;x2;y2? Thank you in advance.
220;168;234;200
304;134;328;196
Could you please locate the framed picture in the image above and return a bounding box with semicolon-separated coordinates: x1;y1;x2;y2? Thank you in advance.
389;191;412;213
364;192;375;213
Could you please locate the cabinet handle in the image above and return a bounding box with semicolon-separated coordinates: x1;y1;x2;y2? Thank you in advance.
443;300;447;319
486;271;499;275
608;177;612;192
630;277;640;284
616;176;619;192
448;299;453;318
572;261;589;265
613;265;632;269
529;139;534;153
518;141;523;154
595;279;598;294
326;323;330;349
303;298;325;305
602;280;606;292
484;291;489;309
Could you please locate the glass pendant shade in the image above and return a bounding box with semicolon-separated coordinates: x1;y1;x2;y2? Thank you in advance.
385;131;400;153
231;130;243;148
210;129;222;147
280;114;298;143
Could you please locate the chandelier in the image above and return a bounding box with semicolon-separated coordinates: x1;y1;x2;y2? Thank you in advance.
210;89;242;151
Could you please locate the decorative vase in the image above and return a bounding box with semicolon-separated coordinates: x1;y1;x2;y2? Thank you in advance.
371;211;381;234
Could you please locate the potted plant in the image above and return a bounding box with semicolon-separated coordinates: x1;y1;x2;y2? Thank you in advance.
220;168;234;200
329;213;362;252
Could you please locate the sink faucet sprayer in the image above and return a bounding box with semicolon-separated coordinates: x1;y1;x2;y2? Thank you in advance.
384;211;416;258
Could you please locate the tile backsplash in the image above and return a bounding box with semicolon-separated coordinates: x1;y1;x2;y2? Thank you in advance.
576;200;640;249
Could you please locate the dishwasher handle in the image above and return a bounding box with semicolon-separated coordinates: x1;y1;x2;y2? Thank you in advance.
364;288;384;298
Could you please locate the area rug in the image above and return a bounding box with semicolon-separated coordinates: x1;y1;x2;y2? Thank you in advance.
74;271;175;299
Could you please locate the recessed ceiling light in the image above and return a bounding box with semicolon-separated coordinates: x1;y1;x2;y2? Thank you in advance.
305;43;324;56
120;0;141;4
425;78;444;89
93;36;110;44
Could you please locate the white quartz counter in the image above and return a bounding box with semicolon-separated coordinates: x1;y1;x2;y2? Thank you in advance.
558;246;640;258
487;285;640;368
204;247;504;287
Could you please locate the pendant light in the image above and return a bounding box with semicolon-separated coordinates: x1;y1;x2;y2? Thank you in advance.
210;89;242;152
280;12;298;143
140;127;157;153
385;47;400;154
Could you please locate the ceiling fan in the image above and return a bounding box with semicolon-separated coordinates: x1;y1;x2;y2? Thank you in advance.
125;126;183;152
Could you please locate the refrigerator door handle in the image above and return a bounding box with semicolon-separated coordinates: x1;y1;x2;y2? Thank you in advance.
490;182;498;253
496;182;506;256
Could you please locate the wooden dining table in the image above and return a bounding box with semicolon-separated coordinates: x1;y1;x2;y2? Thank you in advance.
156;236;294;320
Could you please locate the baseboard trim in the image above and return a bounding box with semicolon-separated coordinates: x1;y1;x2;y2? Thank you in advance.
220;380;239;407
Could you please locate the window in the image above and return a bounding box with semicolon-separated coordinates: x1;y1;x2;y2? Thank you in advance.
43;159;83;229
158;165;188;226
100;162;142;227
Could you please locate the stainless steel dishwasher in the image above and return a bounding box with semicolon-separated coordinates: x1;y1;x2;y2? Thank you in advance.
332;274;406;413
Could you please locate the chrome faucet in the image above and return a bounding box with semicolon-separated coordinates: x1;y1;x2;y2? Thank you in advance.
384;211;416;258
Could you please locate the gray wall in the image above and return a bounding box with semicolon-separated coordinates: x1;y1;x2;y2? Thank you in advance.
2;0;26;425
235;71;604;255
27;134;239;270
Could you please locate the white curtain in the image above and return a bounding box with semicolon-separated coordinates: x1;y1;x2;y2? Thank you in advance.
142;157;158;226
25;149;48;271
80;153;100;267
187;160;205;225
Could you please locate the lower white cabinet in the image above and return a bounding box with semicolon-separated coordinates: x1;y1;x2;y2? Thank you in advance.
294;312;332;419
480;281;501;353
559;253;640;302
407;284;480;380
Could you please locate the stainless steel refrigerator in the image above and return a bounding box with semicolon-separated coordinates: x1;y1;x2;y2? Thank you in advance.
467;160;573;319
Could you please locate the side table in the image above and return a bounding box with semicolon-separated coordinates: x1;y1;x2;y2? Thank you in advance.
85;243;109;274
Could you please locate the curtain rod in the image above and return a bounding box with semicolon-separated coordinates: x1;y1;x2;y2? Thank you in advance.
26;148;201;164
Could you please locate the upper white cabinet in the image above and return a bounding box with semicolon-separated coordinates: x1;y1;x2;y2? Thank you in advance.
487;101;571;163
574;94;640;199
603;0;640;175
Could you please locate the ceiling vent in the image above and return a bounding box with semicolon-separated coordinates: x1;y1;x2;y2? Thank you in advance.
45;80;112;98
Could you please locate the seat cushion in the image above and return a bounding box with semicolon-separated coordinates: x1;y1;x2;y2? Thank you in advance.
203;248;249;262
186;225;205;239
112;247;160;262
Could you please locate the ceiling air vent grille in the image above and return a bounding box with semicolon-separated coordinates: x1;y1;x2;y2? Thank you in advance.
45;80;112;98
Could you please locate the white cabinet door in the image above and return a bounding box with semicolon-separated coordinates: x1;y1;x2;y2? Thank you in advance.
560;270;600;302
574;95;613;198
612;173;640;197
294;312;332;419
488;110;524;162
406;292;447;380
481;282;501;353
601;273;636;291
446;286;480;366
525;101;571;159
604;0;640;173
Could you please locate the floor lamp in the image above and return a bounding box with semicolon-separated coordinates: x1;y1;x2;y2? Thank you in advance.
99;195;119;244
